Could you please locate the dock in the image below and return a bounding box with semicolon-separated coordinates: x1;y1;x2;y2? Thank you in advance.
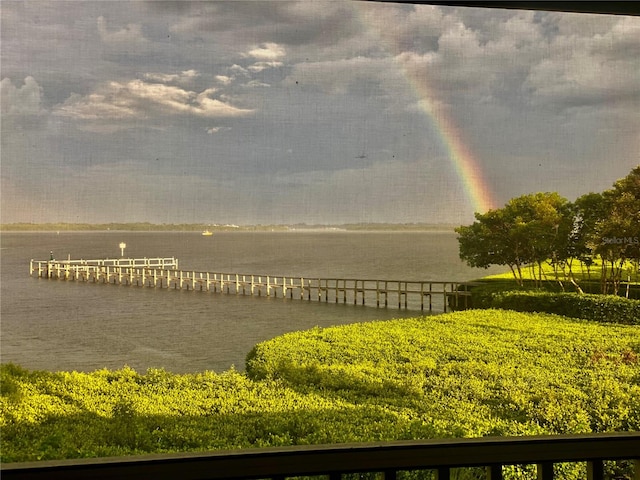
30;257;474;312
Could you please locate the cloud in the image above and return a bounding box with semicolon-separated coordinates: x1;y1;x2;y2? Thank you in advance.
215;75;233;85
3;1;638;225
359;6;635;115
165;3;357;53
143;70;200;85
247;61;283;73
246;42;285;61
393;14;546;102
207;126;232;134
230;64;250;76
216;62;275;89
54;88;139;120
0;77;46;116
194;89;254;117
523;15;640;110
283;56;402;96
279;8;542;104
97;15;148;45
127;80;198;113
53;79;254;125
244;80;271;88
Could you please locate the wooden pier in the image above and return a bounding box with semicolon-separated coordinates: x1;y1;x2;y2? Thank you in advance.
30;257;474;312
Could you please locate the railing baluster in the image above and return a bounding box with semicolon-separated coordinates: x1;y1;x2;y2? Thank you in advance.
487;464;503;480
537;462;554;480
383;469;397;480
587;460;604;480
435;467;450;480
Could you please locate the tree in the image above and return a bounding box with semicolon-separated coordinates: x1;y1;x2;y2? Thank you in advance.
456;208;527;284
456;192;572;286
571;192;607;290
589;166;640;294
457;166;639;295
503;192;573;287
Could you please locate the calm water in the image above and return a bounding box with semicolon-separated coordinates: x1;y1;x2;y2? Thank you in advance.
1;231;505;373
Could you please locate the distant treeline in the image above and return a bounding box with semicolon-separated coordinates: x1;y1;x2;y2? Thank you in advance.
331;223;457;231
1;223;253;232
1;222;457;232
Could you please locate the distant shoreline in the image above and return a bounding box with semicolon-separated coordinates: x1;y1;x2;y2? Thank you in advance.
0;223;458;233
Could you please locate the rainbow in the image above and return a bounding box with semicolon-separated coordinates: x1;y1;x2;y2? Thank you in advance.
406;73;498;214
354;3;498;214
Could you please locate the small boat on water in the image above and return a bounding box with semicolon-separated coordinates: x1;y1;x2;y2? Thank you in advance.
202;230;213;236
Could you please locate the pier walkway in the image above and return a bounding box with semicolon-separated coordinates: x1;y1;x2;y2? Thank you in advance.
30;257;474;312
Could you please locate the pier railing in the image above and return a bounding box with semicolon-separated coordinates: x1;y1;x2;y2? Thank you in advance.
30;258;475;312
2;433;639;480
40;257;179;268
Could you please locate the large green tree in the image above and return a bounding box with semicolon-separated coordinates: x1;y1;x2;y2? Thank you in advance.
456;192;572;286
589;166;640;294
564;192;609;289
455;208;524;282
457;166;639;295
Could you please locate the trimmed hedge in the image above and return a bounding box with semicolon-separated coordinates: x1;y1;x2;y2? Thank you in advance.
487;291;639;324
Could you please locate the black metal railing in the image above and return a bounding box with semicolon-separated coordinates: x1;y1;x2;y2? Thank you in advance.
2;432;639;480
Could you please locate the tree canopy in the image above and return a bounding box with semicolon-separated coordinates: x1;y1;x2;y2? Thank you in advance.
456;166;640;294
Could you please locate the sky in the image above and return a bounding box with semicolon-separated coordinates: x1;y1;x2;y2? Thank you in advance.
2;1;639;226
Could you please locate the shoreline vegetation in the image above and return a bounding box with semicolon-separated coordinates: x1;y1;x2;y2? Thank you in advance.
455;261;640;318
0;222;459;233
2;309;638;480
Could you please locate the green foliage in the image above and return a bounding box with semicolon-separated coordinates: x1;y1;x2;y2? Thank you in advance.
248;308;640;480
0;363;29;402
457;166;640;294
583;167;640;295
1;365;355;461
463;278;640;319
246;312;639;440
456;192;573;286
486;291;640;324
2;310;639;480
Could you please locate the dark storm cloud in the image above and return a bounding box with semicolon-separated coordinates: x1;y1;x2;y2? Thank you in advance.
163;0;365;61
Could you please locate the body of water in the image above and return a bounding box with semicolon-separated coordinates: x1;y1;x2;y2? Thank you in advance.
1;231;505;373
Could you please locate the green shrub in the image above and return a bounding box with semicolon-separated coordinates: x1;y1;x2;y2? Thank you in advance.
247;310;640;441
487;291;640;324
0;364;26;401
3;310;639;478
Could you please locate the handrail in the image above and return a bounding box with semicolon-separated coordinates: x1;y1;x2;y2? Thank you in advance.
39;257;179;267
2;433;639;480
